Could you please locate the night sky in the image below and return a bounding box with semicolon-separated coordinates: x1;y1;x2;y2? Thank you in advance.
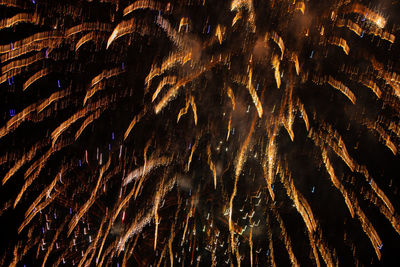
1;0;400;266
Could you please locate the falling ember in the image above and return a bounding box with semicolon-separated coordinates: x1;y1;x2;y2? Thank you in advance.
1;0;400;266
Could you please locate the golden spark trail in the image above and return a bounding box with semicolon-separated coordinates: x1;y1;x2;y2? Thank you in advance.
66;22;112;37
25;170;61;219
84;215;108;266
42;222;66;267
0;0;27;9
14;140;69;208
123;0;163;17
76;32;98;51
107;18;146;49
296;99;309;131
291;53;300;75
327;76;356;104
321;148;355;217
23;68;51;91
272;54;281;89
0;31;63;54
227;86;236;110
118;177;176;252
146;52;192;87
122;235;139;267
294;1;305;14
207;145;217;189
363;120;397;155
283;78;295;141
187;137;198;171
190;96;198;125
0;104;36;137
155;60;219;114
328;37;350;55
177;97;190;123
96;216;113;264
249;226;253;267
122;156;172;187
345;3;387;28
229;116;256;254
1;53;44;75
270;32;285;59
154;185;161;250
270;205;300;266
278;162;336;266
75;110;103;140
1;141;46;184
67;156;111;235
98;240;118;267
37;87;71;113
248;68;263;118
124;108;147;140
152;76;177;102
336;19;363;37
18;187;62;234
227;114;232;141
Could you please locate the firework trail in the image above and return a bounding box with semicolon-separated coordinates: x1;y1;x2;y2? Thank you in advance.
1;0;400;266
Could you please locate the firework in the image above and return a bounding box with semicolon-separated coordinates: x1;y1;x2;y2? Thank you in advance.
1;0;400;266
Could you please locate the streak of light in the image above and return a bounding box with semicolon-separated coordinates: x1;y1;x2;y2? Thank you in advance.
67;156;111;235
152;76;177;102
232;11;242;26
23;68;51;91
117;177;177;254
294;1;305;14
1;52;44;75
122;156;172;186
345;3;387;28
291;52;299;75
0;0;28;8
154;60;219;114
296;99;309;131
146;52;192;87
0;31;63;54
278;162;336;266
227;86;236;110
66;22;112;37
270;205;300;266
14;140;69;208
123;0;163;17
122;235;139;267
248;68;263;118
328;37;350;55
75;109;103;141
190;96;198;125
215;25;225;44
229;116;256;254
269;32;285;60
271;54;281;89
364;119;397;155
107;18;148;49
327;76;356;104
207;145;217;189
42;221;66;267
321;148;355;217
186;137;199;172
124;108;147;140
76;32;100;51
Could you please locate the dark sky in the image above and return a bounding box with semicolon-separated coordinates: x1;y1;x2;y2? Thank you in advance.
1;0;400;266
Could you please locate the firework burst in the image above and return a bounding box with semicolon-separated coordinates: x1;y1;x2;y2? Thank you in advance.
1;0;400;266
